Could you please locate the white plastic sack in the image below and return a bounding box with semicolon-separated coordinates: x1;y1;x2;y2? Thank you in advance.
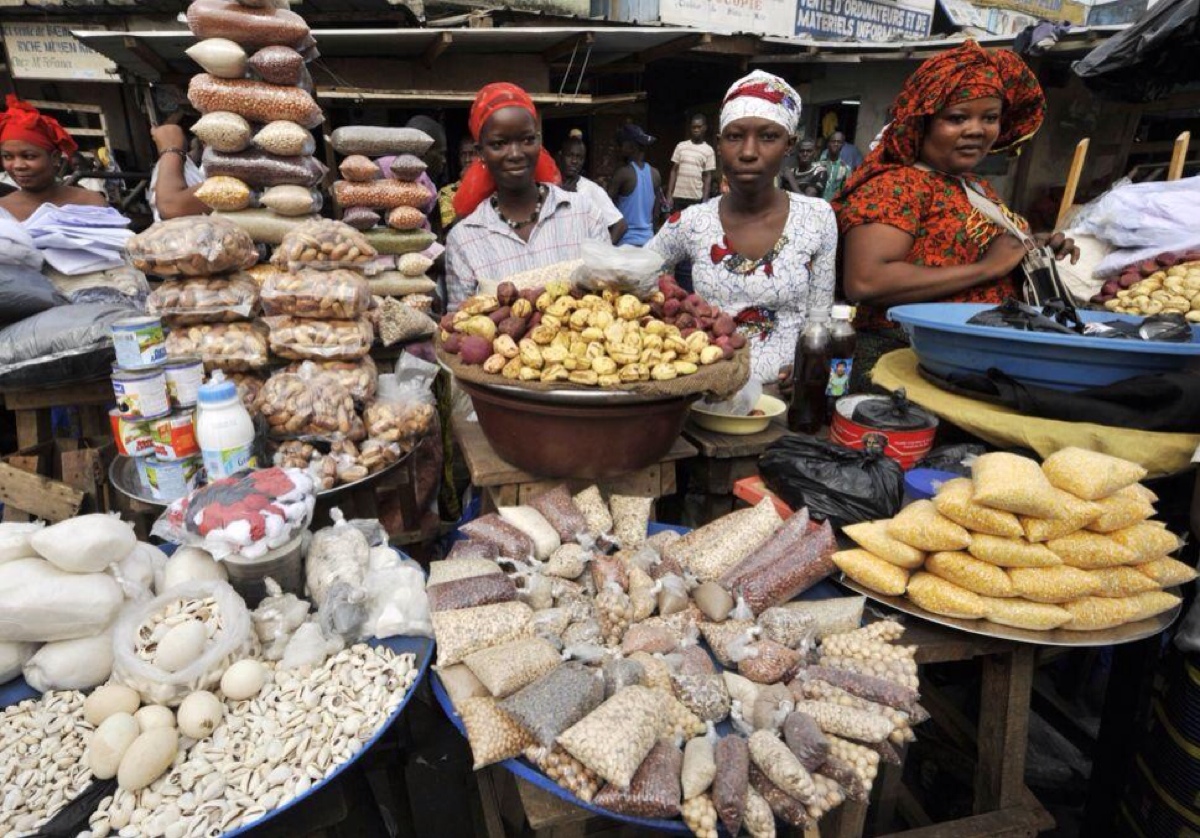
0;641;38;684
111;542;166;600
158;546;228;593
0;522;44;565
573;241;666;298
365;551;432;639
31;513;135;573
0;559;124;642
698;380;763;417
24;630;113;691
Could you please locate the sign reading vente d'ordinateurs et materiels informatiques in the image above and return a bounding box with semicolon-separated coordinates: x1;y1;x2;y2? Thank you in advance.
795;0;935;39
2;23;118;82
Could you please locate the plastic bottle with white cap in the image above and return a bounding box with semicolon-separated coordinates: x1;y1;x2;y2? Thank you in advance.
195;372;257;480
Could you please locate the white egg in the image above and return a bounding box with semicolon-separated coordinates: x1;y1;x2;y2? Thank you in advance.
176;690;224;740
134;704;176;731
219;659;266;701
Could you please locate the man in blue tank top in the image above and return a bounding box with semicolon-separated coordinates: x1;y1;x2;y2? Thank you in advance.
607;123;663;246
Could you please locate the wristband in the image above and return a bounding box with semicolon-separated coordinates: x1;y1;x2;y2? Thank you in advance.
158;148;187;159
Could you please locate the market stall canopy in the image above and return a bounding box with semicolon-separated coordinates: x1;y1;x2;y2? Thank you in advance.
71;26;717;88
1073;0;1200;101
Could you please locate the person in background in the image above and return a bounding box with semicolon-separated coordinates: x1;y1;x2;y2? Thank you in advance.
820;132;853;200
826;130;864;170
647;71;837;385
834;41;1077;390
0;96;105;222
667;114;715;213
557;129;626;244
148;118;207;221
445;83;608;308
438;135;477;231
408;115;447;185
783;139;828;198
69;152;107;196
608;123;663;246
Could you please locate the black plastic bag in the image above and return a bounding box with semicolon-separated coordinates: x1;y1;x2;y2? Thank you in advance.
967;298;1077;335
759;436;903;528
915;444;986;476
850;389;934;431
0;266;67;326
1083;313;1192;343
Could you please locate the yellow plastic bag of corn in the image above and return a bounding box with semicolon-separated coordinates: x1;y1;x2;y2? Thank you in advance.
1087;487;1155;534
968;534;1061;568
886;501;971;552
905;572;987;619
1019;490;1101;542
1136;557;1198;587
832;549;909;597
1108;523;1181;563
971;452;1062;517
1125;590;1181;622
842;521;924;569
933;478;1023;538
1060;597;1140;631
1041;447;1147;501
980;597;1073;631
1046;531;1138;569
1008;566;1100;603
924;551;1015;597
1088;567;1161;598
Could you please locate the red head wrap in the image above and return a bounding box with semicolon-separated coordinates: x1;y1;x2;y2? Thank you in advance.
453;83;561;219
0;96;78;157
833;42;1044;209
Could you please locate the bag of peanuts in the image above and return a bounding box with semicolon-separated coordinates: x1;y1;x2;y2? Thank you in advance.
201;147;327;189
364;356;438;452
190;74;325;129
271;219;378;272
261;268;372;319
285;356;378;403
332;179;433;212
165;321;270;371
264;315;374;361
148;274;260;324
186;0;311;51
127;216;258;277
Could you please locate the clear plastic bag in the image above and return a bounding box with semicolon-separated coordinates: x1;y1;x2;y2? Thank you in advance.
572;240;666;298
800;666;922;715
573;486;613;539
677;500;782;582
148;274;259;324
247;45;304;85
682;731;717;800
329;126;435;157
499;506;561;560
748;730;816;807
387;206;426;231
736;520;836;614
1041;447;1146;501
286;356;377;404
591;554;628;592
673;672;731;723
757;607;818;650
191;72;325;128
431;600;533;667
439;663;489;708
697;379;763;417
750;683;794;732
458;514;535;561
260;185;323;217
334;179;434;211
428;556;502;585
699;620;757;668
602;656;645;698
265;315;374;361
363;227;436;256
720;508;810;592
783;710;830;772
261;268;372;319
714;735;751;835
304;508;369;608
186;0;311;50
557;685;665;791
734;637;801;685
127;216;257;277
111;580;253;706
202;146;326;189
185;39;247;80
167;321;270;371
499;660;605;747
459;695;535;769
621;622;679;656
525;486;591;544
463;637;561;698
195;175;253;212
214;208;318;247
610;495;653;551
271;218;378;272
254;120;316;157
592;740;682;818
343;206;381;231
887;500;972;552
390;153;427;182
252;577;310;660
191;111;252;153
339;155;380;182
427;572;516;612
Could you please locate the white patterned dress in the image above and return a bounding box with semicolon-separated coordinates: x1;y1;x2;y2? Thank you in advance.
647;193;838;383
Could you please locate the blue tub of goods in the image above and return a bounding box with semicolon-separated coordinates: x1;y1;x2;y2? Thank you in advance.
888;303;1200;392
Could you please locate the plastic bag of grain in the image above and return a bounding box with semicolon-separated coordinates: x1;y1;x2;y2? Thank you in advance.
842;520;924;568
968;535;1061;568
748;729;816;805
682;732;717;800
1087;486;1155;533
427;555;502;585
1061;596;1140;631
1046;531;1138;569
431;601;533;666
757;607;818;650
1009;566;1100;603
887;500;971;552
529;484;591;544
1126;590;1181;622
749;763;811;827
672;672;731;723
459;695;535;769
1136;557;1198;587
979;596;1073;631
609;495;653;551
905;572;987;619
498;506;560;560
1089;567;1160;598
463;637;561;698
592;739;682;818
426;570;516;612
500;662;605;748
438;664;489;708
1042;447;1147;501
1108;523;1181;563
832;549;909;596
972;452;1062;517
924;551;1015;597
933;477;1023;538
778;597;865;639
713;734;750;834
733;637;801;685
556;685;665;790
1020;489;1102;542
458;514;535;561
573;486;614;540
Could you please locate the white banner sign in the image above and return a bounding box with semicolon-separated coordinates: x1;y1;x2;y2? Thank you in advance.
3;23;117;82
794;0;936;40
661;0;797;37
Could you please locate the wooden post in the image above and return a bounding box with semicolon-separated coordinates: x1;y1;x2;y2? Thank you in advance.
974;646;1036;813
1055;138;1090;230
1167;131;1191;181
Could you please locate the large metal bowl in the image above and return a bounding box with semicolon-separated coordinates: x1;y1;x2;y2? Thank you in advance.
460;379;696;479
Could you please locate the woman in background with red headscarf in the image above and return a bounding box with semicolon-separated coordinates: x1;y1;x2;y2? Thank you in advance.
0;96;105;222
833;42;1078;389
444;83;609;308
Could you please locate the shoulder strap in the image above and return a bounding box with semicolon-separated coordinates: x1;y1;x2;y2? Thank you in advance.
912;161;1033;246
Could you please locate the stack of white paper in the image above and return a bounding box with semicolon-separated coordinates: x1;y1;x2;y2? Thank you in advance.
22;204;134;276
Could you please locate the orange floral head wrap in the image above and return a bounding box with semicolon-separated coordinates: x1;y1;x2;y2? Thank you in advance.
834;42;1044;207
453;82;561;219
0;96;77;157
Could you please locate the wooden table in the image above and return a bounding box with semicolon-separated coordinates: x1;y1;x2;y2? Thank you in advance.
452;414;698;513
681;416;788;522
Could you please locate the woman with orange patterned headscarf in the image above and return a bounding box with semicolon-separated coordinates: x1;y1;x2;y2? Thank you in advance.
833;42;1078;390
445;83;609;308
0;96;106;221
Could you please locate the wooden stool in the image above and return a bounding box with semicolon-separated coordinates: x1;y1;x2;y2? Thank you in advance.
681;416;787;523
453;415;698;513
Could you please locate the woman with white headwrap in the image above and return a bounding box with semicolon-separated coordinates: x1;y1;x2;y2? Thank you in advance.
647;71;837;385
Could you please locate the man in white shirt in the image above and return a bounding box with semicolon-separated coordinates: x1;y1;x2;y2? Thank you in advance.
556;131;626;244
667;114;715;212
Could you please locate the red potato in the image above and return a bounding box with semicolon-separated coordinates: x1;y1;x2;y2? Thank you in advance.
496;281;518;307
488;306;511;325
1118;274;1141;289
497;317;527;341
680;327;696;338
1138;260;1159;276
675;313;696;330
1090;294;1109;305
1102;280;1121;296
664;298;682;318
528;312;543;328
649;300;665;318
728;332;746;350
712;314;737;337
443;333;463;354
460;335;492;365
1157;251;1181;267
439;313;455;332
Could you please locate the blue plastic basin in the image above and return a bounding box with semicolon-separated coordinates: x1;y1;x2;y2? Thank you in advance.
888;303;1200;392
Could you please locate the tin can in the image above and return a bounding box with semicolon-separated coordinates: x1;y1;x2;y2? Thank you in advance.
140;455;204;502
829;394;938;471
150;411;199;460
111;365;170;420
163;356;204;409
109;409;154;458
111;315;167;369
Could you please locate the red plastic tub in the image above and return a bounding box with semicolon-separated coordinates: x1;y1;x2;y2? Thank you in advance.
829;394;937;470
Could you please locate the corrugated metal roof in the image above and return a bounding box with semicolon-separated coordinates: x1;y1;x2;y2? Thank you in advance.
754;24;1126;58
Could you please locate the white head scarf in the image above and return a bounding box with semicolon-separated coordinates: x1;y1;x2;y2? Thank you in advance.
719;71;802;136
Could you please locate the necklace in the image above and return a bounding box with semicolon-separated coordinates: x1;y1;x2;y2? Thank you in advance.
493;185;547;230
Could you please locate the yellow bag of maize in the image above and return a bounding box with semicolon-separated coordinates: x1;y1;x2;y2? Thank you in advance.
1108;523;1181;563
1041;447;1146;501
924;551;1015;597
968;534;1061;568
905;572;986;619
1008;566;1100;603
1019;489;1101;542
842;521;924;569
980;597;1073;631
1060;596;1139;631
1088;567;1161;598
886;501;971;552
1135;557;1198;587
933;478;1023;538
1125;590;1181;622
971;453;1061;517
1046;531;1137;569
831;549;909;597
1086;491;1154;534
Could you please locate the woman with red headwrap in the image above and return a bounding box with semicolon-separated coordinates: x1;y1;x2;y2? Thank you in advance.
444;83;609;308
0;96;106;222
833;42;1078;389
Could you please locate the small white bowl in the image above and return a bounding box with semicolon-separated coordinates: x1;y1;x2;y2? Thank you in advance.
690;394;786;435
